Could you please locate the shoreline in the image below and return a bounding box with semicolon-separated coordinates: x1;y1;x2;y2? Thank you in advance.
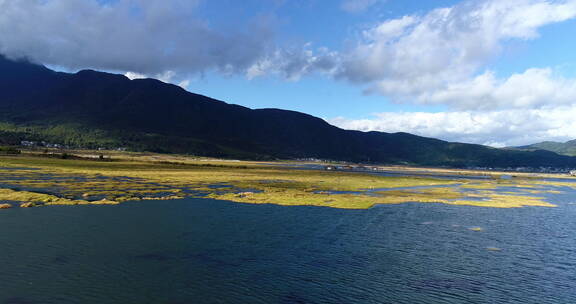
0;152;573;210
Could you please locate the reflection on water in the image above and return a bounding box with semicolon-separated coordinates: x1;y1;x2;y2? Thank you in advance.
1;193;576;304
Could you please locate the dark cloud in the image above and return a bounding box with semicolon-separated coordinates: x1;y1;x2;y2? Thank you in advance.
0;0;274;75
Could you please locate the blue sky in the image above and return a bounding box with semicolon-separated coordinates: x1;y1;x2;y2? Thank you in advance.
186;69;449;119
187;0;459;118
1;0;576;146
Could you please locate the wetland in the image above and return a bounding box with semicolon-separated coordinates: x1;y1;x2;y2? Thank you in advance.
1;153;576;303
0;154;572;210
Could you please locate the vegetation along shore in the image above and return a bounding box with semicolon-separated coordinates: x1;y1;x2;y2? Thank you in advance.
0;151;574;210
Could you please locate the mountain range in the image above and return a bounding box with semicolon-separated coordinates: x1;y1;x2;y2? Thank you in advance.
513;140;576;157
1;55;576;168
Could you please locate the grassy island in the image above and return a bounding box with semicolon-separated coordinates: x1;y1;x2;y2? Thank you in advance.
0;152;573;210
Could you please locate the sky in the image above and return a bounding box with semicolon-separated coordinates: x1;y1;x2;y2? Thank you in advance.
1;0;576;147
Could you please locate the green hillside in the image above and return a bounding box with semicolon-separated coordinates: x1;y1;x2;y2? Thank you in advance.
1;55;576;168
514;140;576;157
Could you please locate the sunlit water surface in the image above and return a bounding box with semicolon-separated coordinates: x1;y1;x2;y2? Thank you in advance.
1;192;576;303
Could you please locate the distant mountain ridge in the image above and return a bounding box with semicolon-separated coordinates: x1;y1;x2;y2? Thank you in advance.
1;55;576;168
513;140;576;157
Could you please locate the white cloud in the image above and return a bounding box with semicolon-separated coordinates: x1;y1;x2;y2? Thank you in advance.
341;0;382;13
371;16;417;40
247;45;340;81
124;72;147;80
330;0;576;145
125;70;191;89
329;106;576;147
338;0;576;110
423;68;576;109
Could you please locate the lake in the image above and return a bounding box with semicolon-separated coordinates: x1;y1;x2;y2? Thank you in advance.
1;194;576;304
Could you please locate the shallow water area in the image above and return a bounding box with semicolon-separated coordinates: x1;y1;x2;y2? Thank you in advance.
1;158;576;302
1;194;576;303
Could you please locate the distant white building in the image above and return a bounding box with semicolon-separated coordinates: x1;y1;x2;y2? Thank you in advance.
20;140;36;147
570;170;576;176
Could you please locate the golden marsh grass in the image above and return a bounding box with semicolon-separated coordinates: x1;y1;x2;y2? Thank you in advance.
0;155;569;210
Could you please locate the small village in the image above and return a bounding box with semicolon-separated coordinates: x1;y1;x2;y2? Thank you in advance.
323;163;576;176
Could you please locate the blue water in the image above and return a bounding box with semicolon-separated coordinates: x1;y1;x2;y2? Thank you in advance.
1;195;576;304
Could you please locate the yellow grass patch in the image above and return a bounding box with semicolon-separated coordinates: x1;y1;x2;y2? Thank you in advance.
0;155;565;209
